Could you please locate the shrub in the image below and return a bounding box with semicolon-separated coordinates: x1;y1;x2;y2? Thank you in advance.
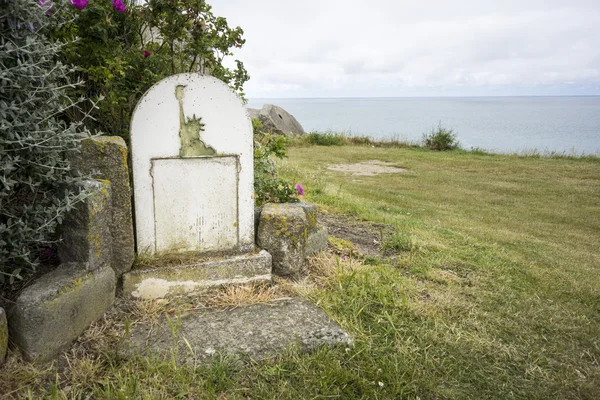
423;123;459;151
52;0;249;139
305;132;346;146
252;119;298;205
0;0;91;282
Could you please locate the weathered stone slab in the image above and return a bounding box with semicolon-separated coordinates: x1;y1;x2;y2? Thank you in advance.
70;136;135;276
151;157;239;253
131;74;255;257
257;203;308;276
8;265;116;362
306;226;329;256
58;180;112;271
126;297;351;362
122;250;272;300
0;307;7;366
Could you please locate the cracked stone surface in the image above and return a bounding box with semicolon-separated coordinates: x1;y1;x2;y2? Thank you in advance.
125;297;351;362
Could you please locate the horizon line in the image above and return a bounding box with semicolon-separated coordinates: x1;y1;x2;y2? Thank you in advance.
248;94;600;100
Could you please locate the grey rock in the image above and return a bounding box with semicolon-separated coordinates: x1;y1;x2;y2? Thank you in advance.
257;104;305;137
257;203;308;276
122;250;272;299
58;180;112;271
69;136;135;276
126;297;351;362
306;226;329;256
8;264;116;362
0;308;7;366
296;202;319;234
247;107;260;120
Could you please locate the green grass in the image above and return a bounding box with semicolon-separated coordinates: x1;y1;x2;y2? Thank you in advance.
2;145;599;399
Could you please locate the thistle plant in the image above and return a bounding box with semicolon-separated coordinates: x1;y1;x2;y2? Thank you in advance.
0;0;92;282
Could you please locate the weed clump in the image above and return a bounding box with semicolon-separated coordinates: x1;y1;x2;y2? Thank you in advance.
382;232;412;254
423;123;459;151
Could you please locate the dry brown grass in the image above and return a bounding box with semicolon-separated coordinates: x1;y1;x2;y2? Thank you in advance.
206;282;279;308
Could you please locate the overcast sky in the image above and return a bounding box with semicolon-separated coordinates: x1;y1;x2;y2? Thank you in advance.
211;0;600;98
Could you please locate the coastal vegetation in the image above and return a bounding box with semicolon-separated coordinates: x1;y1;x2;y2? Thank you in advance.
422;123;459;151
51;0;248;140
3;142;598;399
297;131;599;161
0;0;92;282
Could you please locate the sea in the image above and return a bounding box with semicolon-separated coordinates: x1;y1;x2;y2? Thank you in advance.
247;96;600;155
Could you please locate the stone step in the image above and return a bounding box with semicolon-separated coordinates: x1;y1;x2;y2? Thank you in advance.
122;250;272;300
125;297;351;362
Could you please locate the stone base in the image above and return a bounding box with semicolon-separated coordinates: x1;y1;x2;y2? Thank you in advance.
8;265;116;362
122;250;272;300
125;297;351;361
257;202;328;277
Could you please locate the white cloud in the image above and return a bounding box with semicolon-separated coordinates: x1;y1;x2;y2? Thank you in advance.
211;0;600;97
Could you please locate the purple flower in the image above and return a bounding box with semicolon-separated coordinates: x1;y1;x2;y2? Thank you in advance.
143;50;151;58
71;0;88;10
28;22;34;32
113;0;127;12
295;184;304;196
39;0;53;14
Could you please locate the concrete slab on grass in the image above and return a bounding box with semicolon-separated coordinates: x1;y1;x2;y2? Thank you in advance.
126;297;351;361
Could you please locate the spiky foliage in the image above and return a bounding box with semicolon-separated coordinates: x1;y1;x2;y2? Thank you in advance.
0;0;90;282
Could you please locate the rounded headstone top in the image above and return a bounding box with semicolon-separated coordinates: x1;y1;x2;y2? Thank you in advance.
130;73;252;160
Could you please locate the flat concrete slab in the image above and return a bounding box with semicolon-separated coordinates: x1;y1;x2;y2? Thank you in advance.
126;297;351;361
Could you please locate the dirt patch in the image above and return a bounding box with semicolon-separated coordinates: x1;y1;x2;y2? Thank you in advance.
318;211;395;257
327;160;407;176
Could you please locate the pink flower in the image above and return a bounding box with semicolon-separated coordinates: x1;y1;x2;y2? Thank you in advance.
143;50;151;58
71;0;88;10
295;184;304;196
113;0;127;12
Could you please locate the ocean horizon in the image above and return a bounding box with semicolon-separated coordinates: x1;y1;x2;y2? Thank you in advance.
247;96;600;155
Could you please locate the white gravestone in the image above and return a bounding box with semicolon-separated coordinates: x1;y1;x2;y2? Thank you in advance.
131;74;254;255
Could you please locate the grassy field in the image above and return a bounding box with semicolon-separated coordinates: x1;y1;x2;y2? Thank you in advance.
2;145;599;399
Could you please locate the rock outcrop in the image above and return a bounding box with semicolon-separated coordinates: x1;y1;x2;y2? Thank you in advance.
248;104;305;136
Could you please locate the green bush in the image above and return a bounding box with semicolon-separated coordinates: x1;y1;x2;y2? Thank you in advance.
423;123;459;151
305;132;345;146
0;0;91;282
51;0;249;139
253;119;298;205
